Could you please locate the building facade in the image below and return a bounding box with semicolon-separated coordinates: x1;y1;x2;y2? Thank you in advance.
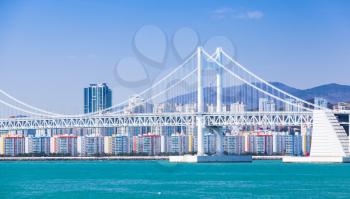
224;134;245;154
25;136;51;155
142;134;161;155
112;135;129;154
259;98;276;112
0;135;25;156
84;83;112;113
51;135;78;156
78;135;104;156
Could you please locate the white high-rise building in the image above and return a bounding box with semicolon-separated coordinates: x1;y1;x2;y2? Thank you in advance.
124;95;145;114
314;97;328;109
230;102;245;113
285;99;303;112
25;136;51;155
184;104;196;112
259;98;276;112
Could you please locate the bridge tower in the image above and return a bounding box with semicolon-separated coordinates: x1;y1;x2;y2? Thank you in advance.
197;47;227;156
197;47;205;156
213;47;224;155
216;47;223;113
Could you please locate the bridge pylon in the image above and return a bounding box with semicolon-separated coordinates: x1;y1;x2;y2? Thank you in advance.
196;47;205;156
216;47;223;113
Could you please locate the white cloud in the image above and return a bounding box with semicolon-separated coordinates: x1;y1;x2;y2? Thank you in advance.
211;7;264;20
246;11;264;19
210;7;235;20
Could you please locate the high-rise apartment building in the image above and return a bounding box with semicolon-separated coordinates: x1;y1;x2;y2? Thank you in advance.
0;135;25;156
224;134;245;154
78;135;104;156
170;133;189;154
142;134;161;155
259;98;276;112
25;136;51;155
112;134;129;154
50;135;78;156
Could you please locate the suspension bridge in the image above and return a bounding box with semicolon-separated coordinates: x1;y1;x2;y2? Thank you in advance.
0;47;349;162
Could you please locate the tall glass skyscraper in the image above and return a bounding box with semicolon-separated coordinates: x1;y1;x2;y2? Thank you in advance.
84;83;112;113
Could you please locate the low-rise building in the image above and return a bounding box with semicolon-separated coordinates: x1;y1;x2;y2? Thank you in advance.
333;102;350;112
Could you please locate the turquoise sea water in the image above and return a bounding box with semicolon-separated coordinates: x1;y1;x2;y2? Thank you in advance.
1;160;350;199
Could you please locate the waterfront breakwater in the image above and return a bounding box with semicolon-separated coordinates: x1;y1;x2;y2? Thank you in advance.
0;156;284;161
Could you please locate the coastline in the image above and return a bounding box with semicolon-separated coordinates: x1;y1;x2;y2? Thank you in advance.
0;156;169;161
0;155;284;161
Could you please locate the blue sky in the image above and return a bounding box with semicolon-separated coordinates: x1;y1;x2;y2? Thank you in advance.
0;0;349;113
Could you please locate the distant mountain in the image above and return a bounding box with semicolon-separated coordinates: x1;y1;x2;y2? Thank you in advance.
270;82;301;94
269;82;350;104
292;83;350;104
167;82;350;106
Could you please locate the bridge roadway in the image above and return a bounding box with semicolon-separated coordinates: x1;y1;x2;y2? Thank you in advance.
0;112;313;131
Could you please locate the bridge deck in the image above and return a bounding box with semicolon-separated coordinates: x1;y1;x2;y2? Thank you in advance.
0;112;313;130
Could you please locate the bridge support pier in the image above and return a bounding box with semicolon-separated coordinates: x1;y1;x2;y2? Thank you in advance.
197;116;205;156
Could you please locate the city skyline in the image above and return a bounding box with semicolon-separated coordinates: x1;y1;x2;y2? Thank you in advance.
0;0;349;114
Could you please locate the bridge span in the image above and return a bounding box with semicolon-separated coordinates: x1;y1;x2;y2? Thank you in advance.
0;112;313;131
